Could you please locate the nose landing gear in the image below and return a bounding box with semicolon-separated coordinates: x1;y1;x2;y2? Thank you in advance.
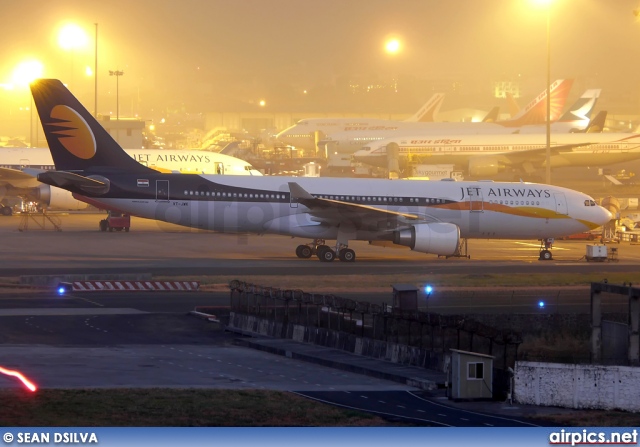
539;238;554;261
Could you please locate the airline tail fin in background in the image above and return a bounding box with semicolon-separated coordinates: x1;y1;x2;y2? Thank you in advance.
481;106;500;123
505;92;520;118
30;79;154;174
498;79;574;128
557;89;601;125
583;110;607;133
404;93;445;122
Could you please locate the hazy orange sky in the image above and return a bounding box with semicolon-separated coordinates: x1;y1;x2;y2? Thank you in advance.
2;0;640;122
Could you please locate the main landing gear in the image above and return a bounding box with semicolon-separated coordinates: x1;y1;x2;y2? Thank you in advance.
538;238;554;261
295;239;356;262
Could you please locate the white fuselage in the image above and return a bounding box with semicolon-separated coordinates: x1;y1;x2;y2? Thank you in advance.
0;147;261;211
353;133;640;170
0;147;261;176
83;176;610;242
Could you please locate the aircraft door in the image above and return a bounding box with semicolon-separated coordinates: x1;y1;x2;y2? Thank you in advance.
214;162;224;175
469;186;484;212
156;180;169;201
554;193;568;215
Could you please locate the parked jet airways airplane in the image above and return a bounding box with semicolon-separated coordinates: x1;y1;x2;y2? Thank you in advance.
277;79;575;151
352;131;640;177
0;147;261;215
31;79;611;262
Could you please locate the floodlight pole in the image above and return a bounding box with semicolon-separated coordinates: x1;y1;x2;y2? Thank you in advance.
109;70;124;120
94;23;98;118
545;6;552;184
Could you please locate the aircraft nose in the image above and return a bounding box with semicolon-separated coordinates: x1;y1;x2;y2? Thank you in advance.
599;206;613;225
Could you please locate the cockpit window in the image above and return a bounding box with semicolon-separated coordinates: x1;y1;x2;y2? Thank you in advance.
584;200;597;206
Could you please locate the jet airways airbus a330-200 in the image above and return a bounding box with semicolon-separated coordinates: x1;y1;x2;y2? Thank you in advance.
31;79;611;262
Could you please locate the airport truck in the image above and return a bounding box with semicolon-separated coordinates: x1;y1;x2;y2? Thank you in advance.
99;211;131;232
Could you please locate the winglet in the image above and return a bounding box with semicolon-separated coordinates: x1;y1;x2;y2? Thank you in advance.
288;182;314;200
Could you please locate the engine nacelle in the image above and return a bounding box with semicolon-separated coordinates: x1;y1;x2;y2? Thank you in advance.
36;185;89;210
468;157;505;177
393;222;460;256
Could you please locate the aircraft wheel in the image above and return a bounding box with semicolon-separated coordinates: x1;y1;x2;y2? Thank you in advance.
339;248;356;262
317;246;335;262
296;244;312;258
1;207;12;216
539;250;553;261
316;244;329;253
299;245;312;258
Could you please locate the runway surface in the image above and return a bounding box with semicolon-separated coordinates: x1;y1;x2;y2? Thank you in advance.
0;290;545;426
0;291;413;392
0;212;633;426
0;213;638;276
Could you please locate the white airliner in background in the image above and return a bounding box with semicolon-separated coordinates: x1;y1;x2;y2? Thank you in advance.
275;93;445;151
0;147;261;215
353;131;640;177
29;79;612;262
317;86;600;157
277;79;576;151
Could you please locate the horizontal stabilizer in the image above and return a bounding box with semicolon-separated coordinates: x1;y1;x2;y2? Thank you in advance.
37;171;110;195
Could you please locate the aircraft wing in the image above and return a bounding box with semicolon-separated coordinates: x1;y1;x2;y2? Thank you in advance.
37;171;110;195
0;167;41;188
289;182;420;230
494;142;595;166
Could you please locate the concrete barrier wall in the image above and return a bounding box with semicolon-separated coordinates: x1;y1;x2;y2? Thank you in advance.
228;312;445;370
515;361;640;412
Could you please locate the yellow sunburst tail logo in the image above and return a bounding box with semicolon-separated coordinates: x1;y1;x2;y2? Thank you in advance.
31;79;154;174
47;105;97;160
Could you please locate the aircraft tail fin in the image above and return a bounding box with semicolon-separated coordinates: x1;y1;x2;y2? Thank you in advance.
30;79;154;174
557;89;601;126
583;110;607;133
404;93;445;122
505;92;520;118
499;79;574;127
604;175;623;186
481;106;500;123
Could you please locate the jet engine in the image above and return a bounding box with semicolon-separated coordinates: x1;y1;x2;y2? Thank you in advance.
393;222;460;256
468;157;505;177
36;185;89;210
